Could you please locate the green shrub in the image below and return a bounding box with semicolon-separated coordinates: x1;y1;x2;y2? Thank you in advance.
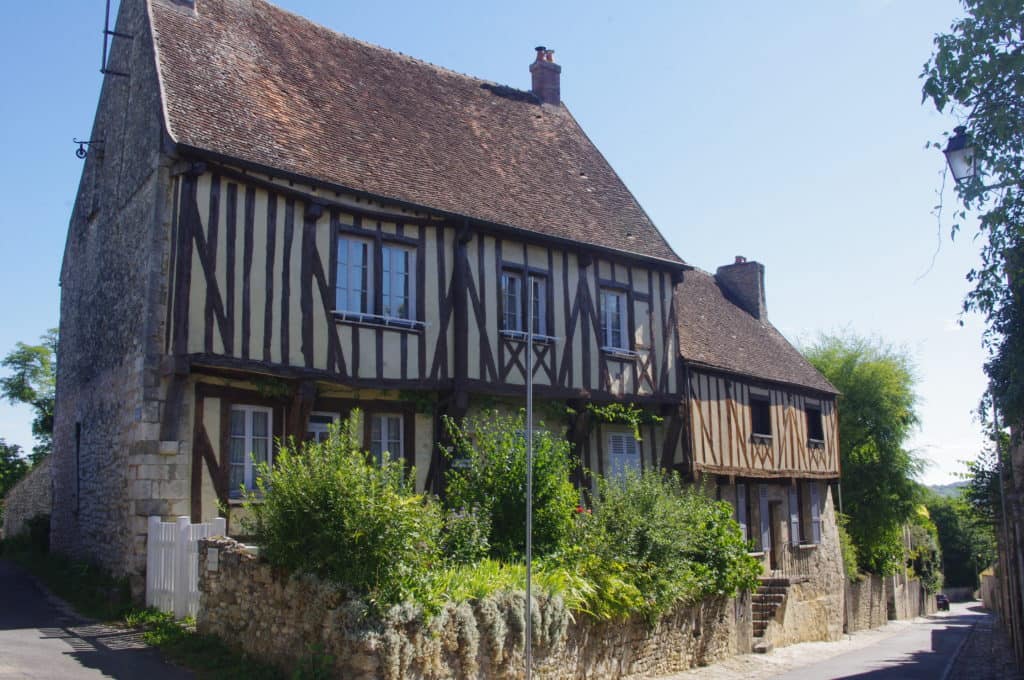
441;506;491;565
245;412;442;610
555;471;761;620
443;412;577;560
837;513;861;582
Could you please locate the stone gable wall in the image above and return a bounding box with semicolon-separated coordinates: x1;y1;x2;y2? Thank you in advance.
1;457;52;538
197;538;737;680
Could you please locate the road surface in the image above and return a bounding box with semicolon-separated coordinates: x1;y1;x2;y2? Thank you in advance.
0;559;193;679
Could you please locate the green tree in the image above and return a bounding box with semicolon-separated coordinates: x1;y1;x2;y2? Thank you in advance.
1;329;57;463
803;333;924;574
0;439;29;525
922;0;1024;427
925;488;996;588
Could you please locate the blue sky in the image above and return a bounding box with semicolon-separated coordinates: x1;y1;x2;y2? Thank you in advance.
0;0;982;484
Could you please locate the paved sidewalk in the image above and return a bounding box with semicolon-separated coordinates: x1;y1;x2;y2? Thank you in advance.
947;605;1022;680
654;601;1014;679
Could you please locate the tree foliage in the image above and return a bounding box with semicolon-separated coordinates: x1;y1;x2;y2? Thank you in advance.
922;0;1024;426
803;333;923;574
1;329;57;463
443;411;577;560
925;487;996;588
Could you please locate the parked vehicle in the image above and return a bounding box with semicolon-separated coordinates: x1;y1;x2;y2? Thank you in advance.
936;594;950;611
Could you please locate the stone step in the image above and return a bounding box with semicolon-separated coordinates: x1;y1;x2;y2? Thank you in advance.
755;586;789;595
752;595;785;605
758;578;792;587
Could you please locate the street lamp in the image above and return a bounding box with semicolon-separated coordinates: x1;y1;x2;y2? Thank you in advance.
943;125;977;183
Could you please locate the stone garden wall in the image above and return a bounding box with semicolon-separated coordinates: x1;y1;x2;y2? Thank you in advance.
197;538;737;679
1;457;52;539
845;574;887;633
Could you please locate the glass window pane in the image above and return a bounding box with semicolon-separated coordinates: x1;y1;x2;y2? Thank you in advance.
251;437;269;466
252;411;269;435
230;409;246;436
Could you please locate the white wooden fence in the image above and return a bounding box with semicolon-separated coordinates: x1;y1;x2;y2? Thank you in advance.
146;515;226;619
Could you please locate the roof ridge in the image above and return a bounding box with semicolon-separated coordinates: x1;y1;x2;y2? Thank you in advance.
234;0;537;96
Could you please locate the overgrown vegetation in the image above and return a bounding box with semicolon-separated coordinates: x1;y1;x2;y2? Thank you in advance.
906;507;943;594
247;410;759;624
803;333;924;575
1;328;57;463
244;413;442;611
443;412;577;560
924;484;996;589
836;513;861;582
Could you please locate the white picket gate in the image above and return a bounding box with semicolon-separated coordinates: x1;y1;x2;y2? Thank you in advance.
145;515;227;619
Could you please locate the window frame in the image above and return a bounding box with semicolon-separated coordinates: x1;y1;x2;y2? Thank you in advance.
749;394;773;439
333;228;423;330
499;266;553;342
805;404;825;446
306;411;341;443
370;412;404;465
599;287;632;354
607;429;641;481
228;404;274;498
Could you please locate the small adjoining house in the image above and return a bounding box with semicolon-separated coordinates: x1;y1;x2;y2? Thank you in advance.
51;0;845;651
52;0;686;587
676;259;844;646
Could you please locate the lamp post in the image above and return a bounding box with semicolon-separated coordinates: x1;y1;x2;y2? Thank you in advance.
943;125;976;184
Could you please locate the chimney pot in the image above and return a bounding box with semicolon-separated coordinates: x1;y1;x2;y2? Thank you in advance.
530;46;561;106
716;259;767;321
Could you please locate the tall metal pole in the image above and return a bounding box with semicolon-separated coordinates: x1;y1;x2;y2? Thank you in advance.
525;278;534;679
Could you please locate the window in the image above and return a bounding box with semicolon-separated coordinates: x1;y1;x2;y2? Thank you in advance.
607;431;640;480
805;405;824;443
335;237;370;313
600;289;629;350
381;245;412;319
229;405;273;497
750;395;772;438
758;484;770;552
501;271;548;336
306;412;340;443
370;414;403;465
335;235;418;325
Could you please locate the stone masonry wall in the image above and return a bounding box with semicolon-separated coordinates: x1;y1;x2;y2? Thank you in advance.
197;538;737;680
845;574;887;633
1;457;52;538
51;0;178;592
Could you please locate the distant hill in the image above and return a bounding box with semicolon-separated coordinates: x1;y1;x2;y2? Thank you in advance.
928;481;968;499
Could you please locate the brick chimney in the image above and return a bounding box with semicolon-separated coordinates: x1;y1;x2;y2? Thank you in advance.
530;46;561;105
715;256;767;321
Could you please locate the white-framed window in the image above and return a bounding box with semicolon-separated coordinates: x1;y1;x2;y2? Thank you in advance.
381;244;413;319
336;237;370;314
228;405;273;497
335;235;418;325
370;413;404;465
600;289;628;350
306;411;340;443
501;271;548;336
607;431;640;480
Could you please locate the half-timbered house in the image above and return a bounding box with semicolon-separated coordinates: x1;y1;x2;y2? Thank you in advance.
676;258;845;646
52;0;687;581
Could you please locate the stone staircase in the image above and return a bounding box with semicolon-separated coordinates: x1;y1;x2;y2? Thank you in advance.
752;577;791;642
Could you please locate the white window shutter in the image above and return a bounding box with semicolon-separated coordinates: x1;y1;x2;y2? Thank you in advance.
759;485;770;552
789;487;801;547
810;482;822;544
736;483;748;540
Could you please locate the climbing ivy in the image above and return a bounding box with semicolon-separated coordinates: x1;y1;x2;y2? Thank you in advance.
584;402;663;440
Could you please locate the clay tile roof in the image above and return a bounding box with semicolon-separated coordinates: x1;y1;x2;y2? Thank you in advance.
148;0;683;264
676;269;837;395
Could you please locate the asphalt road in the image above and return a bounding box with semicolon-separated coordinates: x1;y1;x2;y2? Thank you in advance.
0;559;193;679
770;601;980;680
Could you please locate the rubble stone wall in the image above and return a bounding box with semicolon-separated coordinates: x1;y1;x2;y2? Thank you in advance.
845;574;887;632
1;457;52;538
197;538;738;680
